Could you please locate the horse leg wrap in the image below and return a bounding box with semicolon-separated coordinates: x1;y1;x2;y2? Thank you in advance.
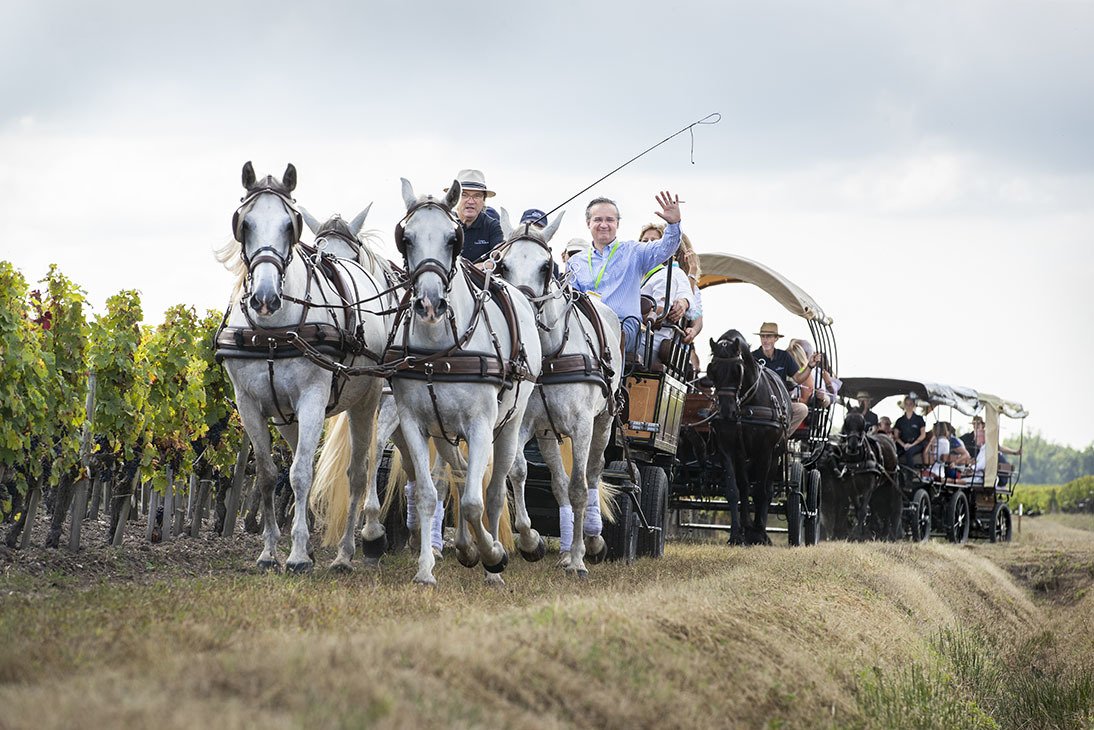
430;498;445;551
559;504;574;551
405;481;418;530
583;488;602;535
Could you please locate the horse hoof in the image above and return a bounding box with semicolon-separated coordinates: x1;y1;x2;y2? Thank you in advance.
520;537;547;563
483;549;509;574
585;541;608;565
362;556;381;569
456;549;480;569
412;574;437;588
286;560;313;575
328;561;353;574
557;551;572;569
361;534;387;560
432;546;444;561
484;573;506;587
257;558;281;573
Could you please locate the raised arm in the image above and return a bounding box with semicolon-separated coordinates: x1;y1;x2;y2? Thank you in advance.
635;191;684;271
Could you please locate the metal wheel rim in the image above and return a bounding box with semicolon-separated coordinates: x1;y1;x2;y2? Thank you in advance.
917;498;930;540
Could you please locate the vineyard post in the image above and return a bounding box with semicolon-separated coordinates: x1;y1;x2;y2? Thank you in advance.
172;472;187;537
88;478;103;520
68;372;96;552
19;487;41;549
185;472;197;532
163;464;175;541
146;489;159;541
222;441;251;537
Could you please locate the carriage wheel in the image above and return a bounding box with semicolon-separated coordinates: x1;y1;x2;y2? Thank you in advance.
990;502;1012;543
909;488;931;542
804;469;822;546
600;461;638;563
787;491;804;547
946;490;971;545
637;466;669;559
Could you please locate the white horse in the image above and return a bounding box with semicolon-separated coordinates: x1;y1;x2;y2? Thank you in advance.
492;211;623;577
214;162;391;572
386;179;543;586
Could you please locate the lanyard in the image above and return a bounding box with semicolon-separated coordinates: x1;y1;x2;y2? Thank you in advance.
587;240;620;291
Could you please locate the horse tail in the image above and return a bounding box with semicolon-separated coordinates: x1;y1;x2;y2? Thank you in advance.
378;447;404;520
598;477;620;525
310;413;352;548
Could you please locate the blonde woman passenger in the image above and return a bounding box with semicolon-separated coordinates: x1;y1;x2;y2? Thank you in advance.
637;223;705;365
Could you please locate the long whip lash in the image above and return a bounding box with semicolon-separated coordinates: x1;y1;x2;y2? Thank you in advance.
540;112;721;221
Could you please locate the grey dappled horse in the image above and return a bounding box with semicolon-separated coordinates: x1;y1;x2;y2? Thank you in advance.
216;162;391;572
494;209;623;577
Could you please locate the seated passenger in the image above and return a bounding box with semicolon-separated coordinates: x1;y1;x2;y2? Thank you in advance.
445;169;503;263
944;422;971;466
927;422;952;479
567;192;684;353
788;338;840;409
750;322;812;432
960;415;984;458
637;225;697;366
849;391;880;432
560;238;589;266
638;223;705;344
876;416;893;435
894;395;928;465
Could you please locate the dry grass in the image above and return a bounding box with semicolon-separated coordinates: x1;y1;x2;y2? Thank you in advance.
1;517;1091;729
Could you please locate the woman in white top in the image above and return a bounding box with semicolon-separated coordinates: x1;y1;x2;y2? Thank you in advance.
637;223;704;364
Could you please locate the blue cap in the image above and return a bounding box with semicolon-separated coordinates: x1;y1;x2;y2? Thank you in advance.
520;208;548;227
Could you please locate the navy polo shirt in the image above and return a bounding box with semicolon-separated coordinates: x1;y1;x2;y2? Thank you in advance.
894;413;926;444
460;212;504;263
752;347;797;382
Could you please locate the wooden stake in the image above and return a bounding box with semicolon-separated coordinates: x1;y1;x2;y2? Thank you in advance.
19;488;40;549
222;442;251;537
112;494;131;547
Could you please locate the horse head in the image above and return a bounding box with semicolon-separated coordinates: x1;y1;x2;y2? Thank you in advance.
707;329;752;419
397;178;463;324
840;412;872;464
303;205;372;260
494;209;566;304
233;161;301;316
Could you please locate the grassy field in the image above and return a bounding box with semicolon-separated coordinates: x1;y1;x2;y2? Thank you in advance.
1;515;1092;729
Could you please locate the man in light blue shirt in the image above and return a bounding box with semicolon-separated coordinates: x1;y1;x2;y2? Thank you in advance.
566;191;684;352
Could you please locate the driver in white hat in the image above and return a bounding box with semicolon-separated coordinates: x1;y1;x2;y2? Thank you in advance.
444;169;503;262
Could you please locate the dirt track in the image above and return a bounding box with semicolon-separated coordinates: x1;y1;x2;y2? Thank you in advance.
1;514;1092;729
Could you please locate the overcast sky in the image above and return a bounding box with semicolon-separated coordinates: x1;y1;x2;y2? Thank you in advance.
2;1;1092;446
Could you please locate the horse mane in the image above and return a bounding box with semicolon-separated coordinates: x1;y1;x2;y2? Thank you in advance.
213;238;247;302
356;229;393;277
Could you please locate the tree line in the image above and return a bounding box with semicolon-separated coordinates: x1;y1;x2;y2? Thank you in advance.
1002;431;1094;486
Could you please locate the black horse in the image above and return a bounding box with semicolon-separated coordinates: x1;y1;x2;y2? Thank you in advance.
707;330;792;545
819;412;902;540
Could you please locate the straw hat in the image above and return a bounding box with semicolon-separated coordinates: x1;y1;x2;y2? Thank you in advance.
755;322;783;338
443;169;495;198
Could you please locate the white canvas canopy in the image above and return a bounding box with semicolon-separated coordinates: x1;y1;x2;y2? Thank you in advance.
839;377;980;417
697;253;832;324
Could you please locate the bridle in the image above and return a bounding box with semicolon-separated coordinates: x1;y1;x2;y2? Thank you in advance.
233;184;303;283
394;198;464;290
488;225;572;330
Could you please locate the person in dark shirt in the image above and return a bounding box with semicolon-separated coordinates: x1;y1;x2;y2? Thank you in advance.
894;395;928;465
850;391;880;432
750;322;812;432
444;169;503;262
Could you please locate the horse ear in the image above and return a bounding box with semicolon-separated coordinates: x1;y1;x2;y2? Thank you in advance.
283;163;297;192
400;178;417;210
242;161;256;189
709;337;719;352
541;210;565;244
499;207;513;239
299;206;321;235
443;180;461;211
348;203;372;236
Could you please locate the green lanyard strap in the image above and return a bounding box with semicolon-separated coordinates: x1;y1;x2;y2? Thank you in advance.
588;240;620;291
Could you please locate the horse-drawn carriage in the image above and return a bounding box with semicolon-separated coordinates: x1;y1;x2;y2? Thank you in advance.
837;377;1027;544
